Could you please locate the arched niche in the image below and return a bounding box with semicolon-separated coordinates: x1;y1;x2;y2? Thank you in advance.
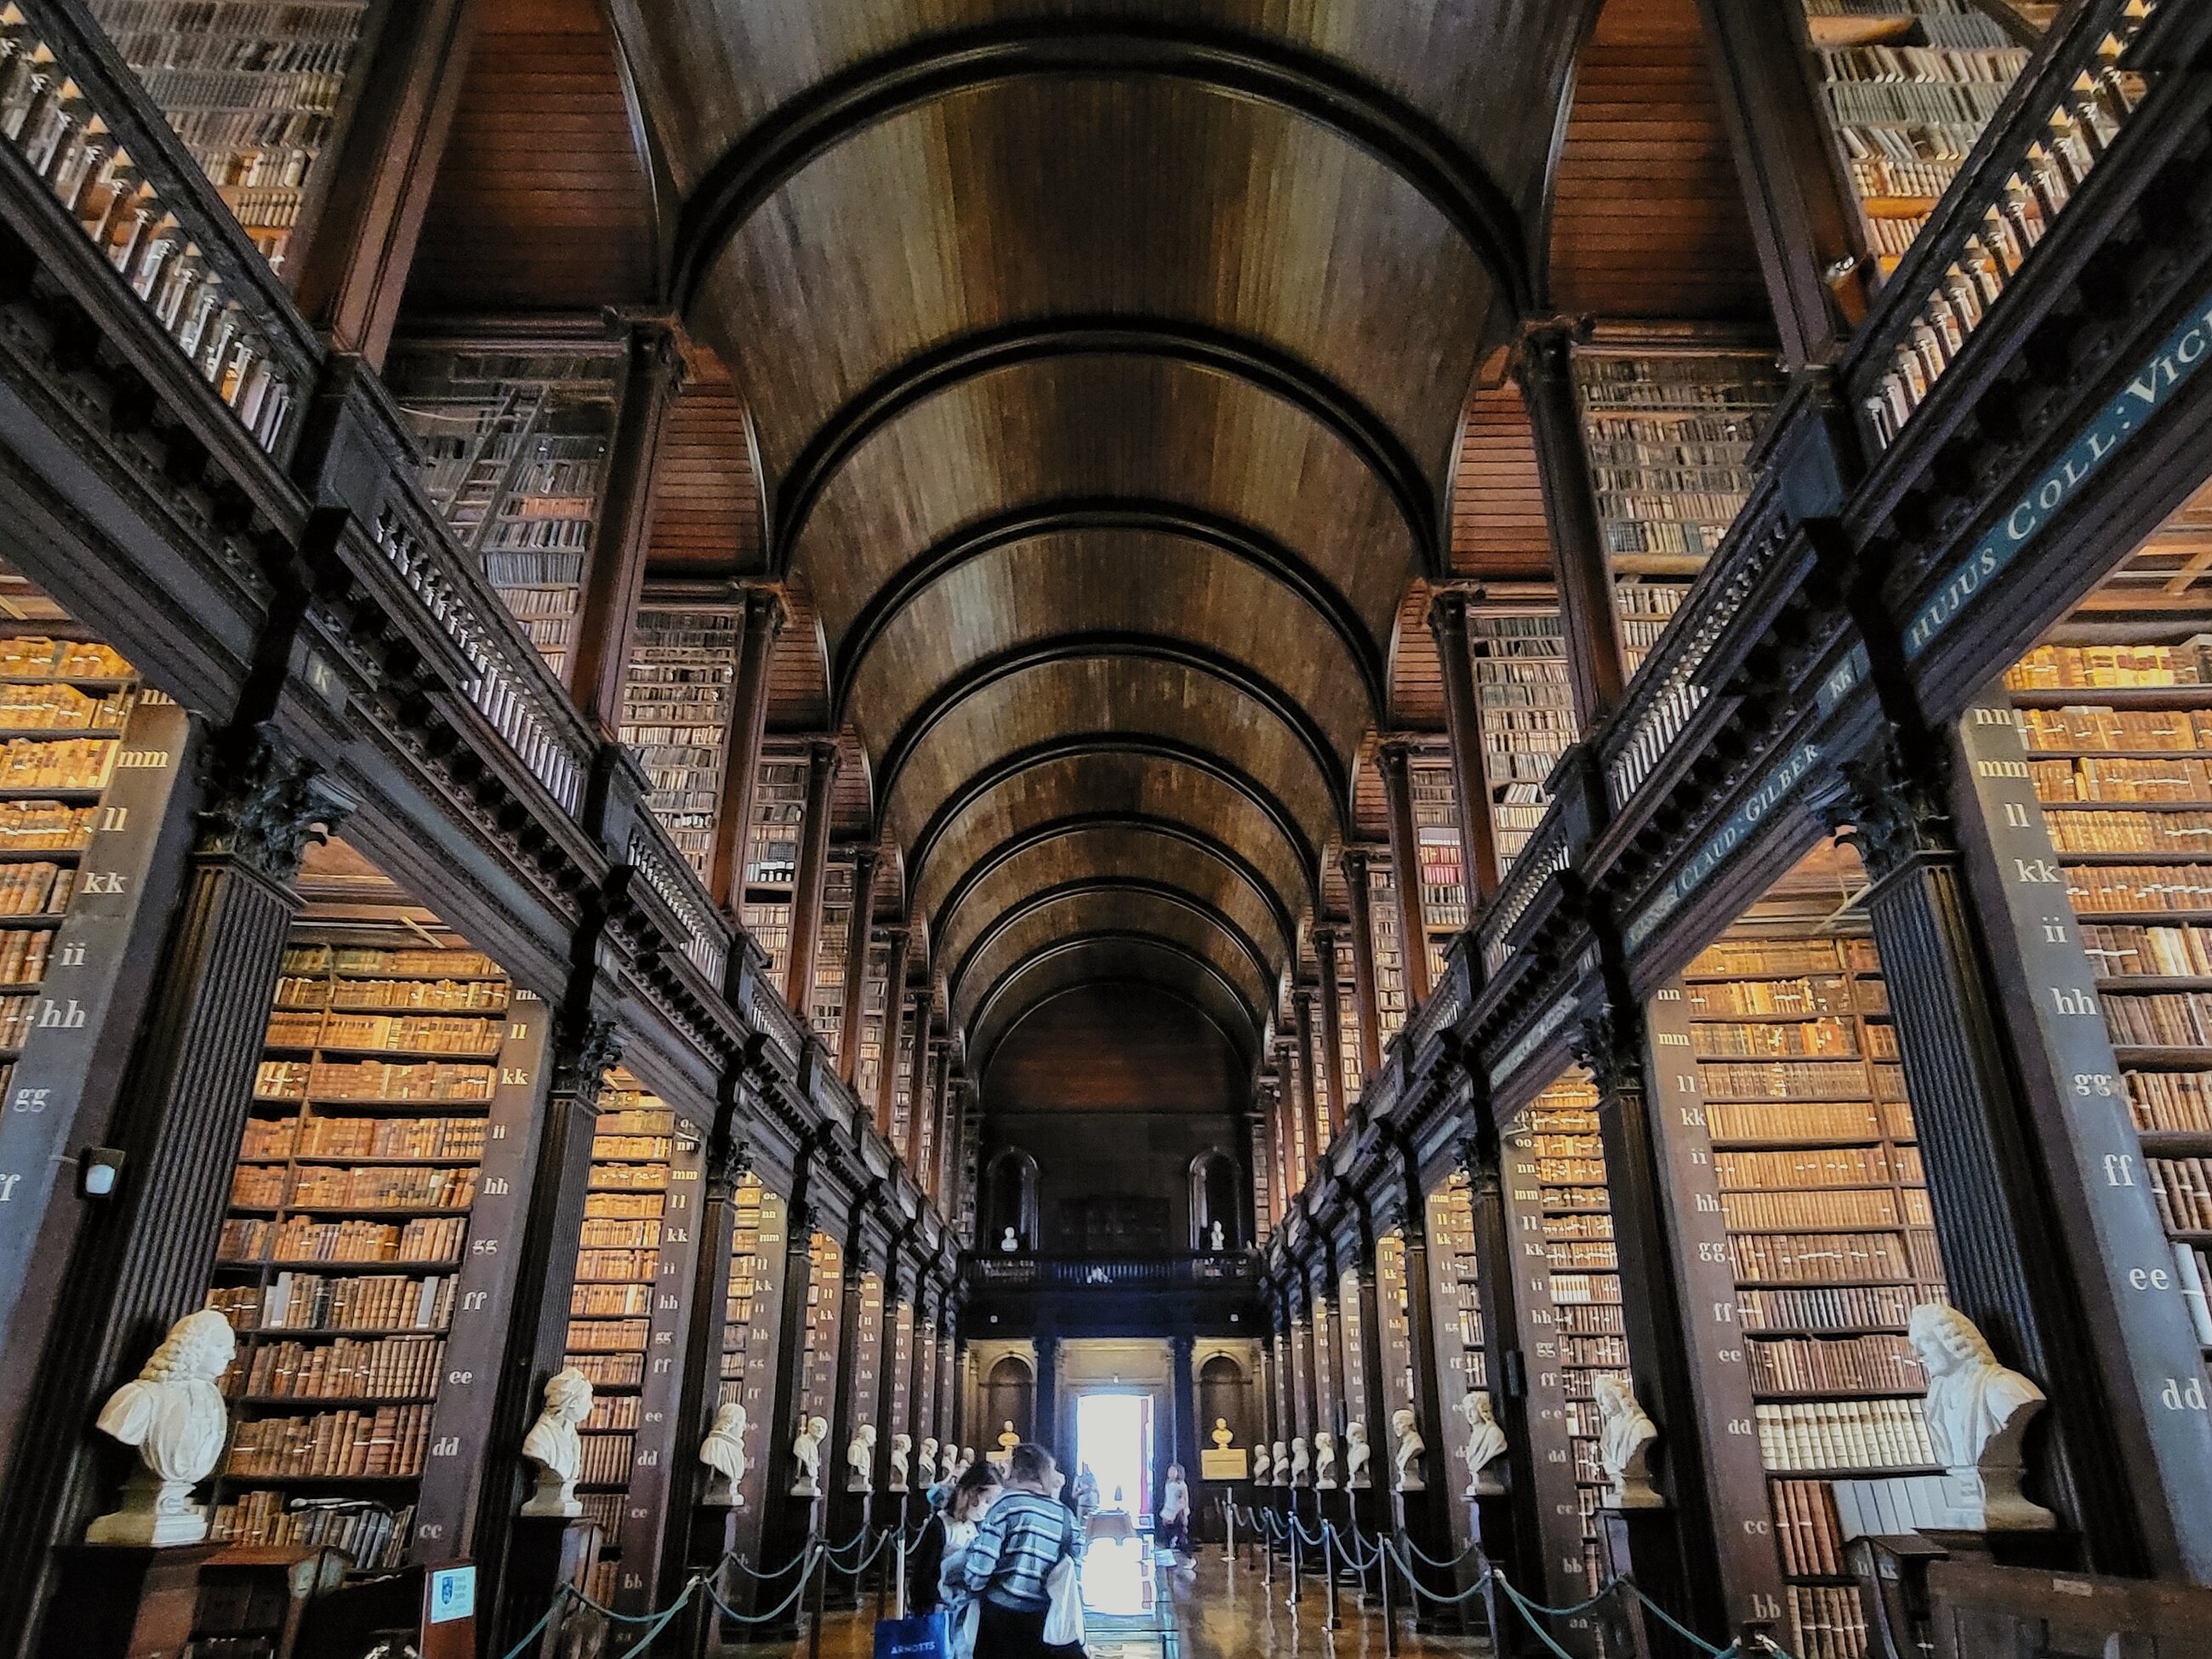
984;1146;1040;1252
1198;1353;1251;1457
1188;1148;1245;1251
985;1354;1036;1444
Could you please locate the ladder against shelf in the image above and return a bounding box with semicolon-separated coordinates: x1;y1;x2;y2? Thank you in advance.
385;341;624;682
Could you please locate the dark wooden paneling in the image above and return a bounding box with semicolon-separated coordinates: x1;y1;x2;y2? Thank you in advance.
643;352;764;574
1450;385;1554;581
406;0;658;312
1546;0;1770;322
984;983;1243;1115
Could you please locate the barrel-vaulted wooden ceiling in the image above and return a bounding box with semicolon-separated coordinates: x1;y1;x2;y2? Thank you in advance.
408;0;1770;1085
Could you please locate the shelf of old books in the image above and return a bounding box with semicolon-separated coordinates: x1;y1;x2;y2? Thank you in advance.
810;853;856;1046
796;1229;847;1431
88;0;373;270
619;608;738;880
1331;932;1363;1112
854;939;891;1102
1409;750;1468;983
564;1071;704;1610
738;750;807;978
1471;607;1571;871
387;341;622;681
1572;345;1785;656
1681;841;1951;1659
1790;0;2032;280
1366;859;1411;1049
1522;1071;1628;1586
1425;1171;1488;1520
205;848;552;1571
2006;520;2212;1368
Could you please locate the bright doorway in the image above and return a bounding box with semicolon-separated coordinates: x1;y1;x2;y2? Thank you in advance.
1074;1391;1154;1523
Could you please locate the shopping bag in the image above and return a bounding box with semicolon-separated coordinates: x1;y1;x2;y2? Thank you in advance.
1041;1556;1085;1647
875;1610;951;1659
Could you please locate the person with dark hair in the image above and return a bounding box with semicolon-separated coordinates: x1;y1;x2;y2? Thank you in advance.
961;1442;1080;1659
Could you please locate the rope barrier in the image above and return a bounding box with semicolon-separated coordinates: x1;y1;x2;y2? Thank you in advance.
722;1538;821;1582
703;1543;830;1627
1291;1515;1326;1548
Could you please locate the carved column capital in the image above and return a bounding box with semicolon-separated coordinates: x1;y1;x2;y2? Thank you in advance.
553;1015;624;1115
1833;726;1954;884
1375;738;1417;781
1424;585;1485;647
735;583;789;641
1571;1009;1646;1104
807;738;843;781
1511;314;1593;387
1340;845;1371;882
196;727;356;881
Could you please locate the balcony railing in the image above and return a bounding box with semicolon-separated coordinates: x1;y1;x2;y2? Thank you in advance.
625;823;730;985
1480;812;1571;978
967;1252;1259;1290
744;953;811;1070
1848;0;2158;451
0;0;317;458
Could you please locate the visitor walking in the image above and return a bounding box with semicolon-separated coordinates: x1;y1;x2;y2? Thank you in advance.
1156;1463;1191;1562
924;1459;1005;1658
963;1443;1082;1659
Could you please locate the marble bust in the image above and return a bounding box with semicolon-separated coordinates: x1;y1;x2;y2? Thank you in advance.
87;1308;236;1545
1270;1440;1290;1487
1312;1430;1337;1490
918;1436;940;1485
700;1400;750;1506
1211;1418;1234;1451
847;1422;878;1491
791;1413;829;1497
1391;1407;1426;1492
1594;1375;1662;1509
1459;1391;1507;1497
1289;1436;1311;1486
1910;1303;2054;1530
1001;1227;1019;1253
1209;1220;1225;1251
1251;1442;1271;1484
1344;1421;1371;1489
520;1367;594;1518
889;1432;912;1491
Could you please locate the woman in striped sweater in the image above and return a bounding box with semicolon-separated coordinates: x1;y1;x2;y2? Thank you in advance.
961;1442;1082;1659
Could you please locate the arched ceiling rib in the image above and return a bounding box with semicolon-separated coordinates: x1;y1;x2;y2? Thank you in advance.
607;0;1593;1063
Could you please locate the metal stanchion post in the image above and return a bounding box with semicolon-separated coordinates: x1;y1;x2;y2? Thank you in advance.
1263;1510;1275;1587
807;1532;830;1659
1378;1536;1397;1658
1286;1503;1303;1612
894;1527;908;1620
1323;1525;1341;1631
1226;1499;1236;1565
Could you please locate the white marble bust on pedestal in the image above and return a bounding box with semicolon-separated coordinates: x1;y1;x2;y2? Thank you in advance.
917;1436;940;1486
700;1400;750;1507
520;1367;594;1518
889;1432;912;1491
1270;1440;1290;1486
1289;1436;1311;1486
791;1414;829;1497
1251;1442;1271;1485
1911;1303;2054;1531
847;1422;877;1492
1312;1430;1337;1490
87;1308;236;1546
1344;1421;1371;1488
1595;1375;1662;1509
1459;1391;1507;1497
1391;1407;1426;1492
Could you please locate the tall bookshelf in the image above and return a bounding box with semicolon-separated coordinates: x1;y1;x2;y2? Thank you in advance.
1684;924;1949;1659
1524;1071;1627;1587
812;854;856;1048
385;344;623;682
2009;635;2212;1385
1573;347;1787;655
796;1231;847;1433
1793;0;2031;280
1471;610;1572;869
208;926;527;1571
1367;860;1411;1049
1410;753;1468;983
1332;933;1363;1110
619;609;738;881
738;753;807;978
1427;1172;1489;1424
87;0;372;271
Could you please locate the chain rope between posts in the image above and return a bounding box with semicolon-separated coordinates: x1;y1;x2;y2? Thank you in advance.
704;1542;831;1628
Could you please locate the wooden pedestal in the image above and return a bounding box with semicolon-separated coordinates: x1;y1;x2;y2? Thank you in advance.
490;1517;601;1659
40;1542;221;1659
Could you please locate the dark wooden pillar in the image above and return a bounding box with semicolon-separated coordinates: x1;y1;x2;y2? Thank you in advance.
873;926;911;1140
1833;732;2172;1576
0;731;347;1659
1377;740;1435;1005
1571;1012;1750;1645
1272;1043;1300;1194
1692;0;1858;364
753;1176;831;1623
287;0;482;365
928;1047;955;1203
1170;1333;1200;1497
1035;1334;1059;1449
708;586;786;913
1295;984;1330;1159
837;847;881;1084
1341;850;1384;1084
481;1017;622;1642
1313;949;1347;1139
901;991;933;1172
1427;590;1503;903
784;738;841;1014
572;322;684;732
1513;321;1625;731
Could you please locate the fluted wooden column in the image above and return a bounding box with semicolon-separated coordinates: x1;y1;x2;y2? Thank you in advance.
1340;849;1384;1083
708;587;786;912
1514;319;1625;731
873;924;911;1139
1294;984;1330;1160
1272;1042;1301;1194
901;995;933;1170
783;738;841;1014
836;847;880;1083
1377;742;1434;1004
1425;590;1503;902
571;321;683;729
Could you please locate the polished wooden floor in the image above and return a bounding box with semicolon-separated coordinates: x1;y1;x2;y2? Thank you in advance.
796;1536;1493;1659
